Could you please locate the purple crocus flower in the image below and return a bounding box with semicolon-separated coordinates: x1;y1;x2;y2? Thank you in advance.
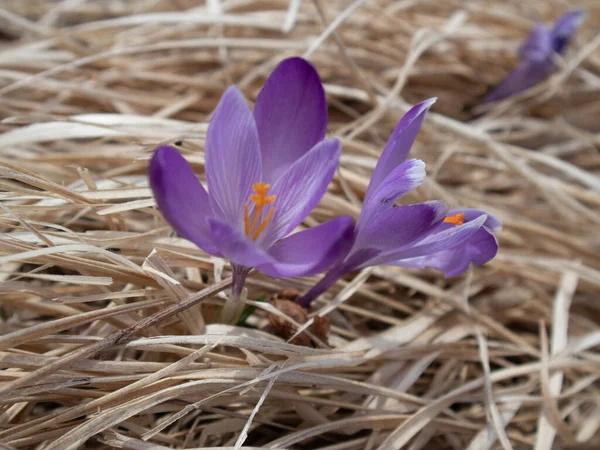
482;10;585;104
149;57;354;296
298;99;501;308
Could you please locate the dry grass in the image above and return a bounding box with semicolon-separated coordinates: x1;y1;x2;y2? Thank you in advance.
0;0;599;449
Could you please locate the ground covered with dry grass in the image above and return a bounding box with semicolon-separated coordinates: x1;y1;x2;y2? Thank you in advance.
0;1;599;449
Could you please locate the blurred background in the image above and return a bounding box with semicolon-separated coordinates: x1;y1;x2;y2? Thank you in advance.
0;1;598;449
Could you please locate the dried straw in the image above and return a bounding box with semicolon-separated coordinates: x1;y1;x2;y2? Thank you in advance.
0;0;599;449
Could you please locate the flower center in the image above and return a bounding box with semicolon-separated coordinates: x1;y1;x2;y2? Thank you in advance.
443;212;465;226
244;183;276;240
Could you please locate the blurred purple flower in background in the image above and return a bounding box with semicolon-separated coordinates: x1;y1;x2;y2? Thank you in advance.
482;10;585;105
149;57;354;297
298;99;501;308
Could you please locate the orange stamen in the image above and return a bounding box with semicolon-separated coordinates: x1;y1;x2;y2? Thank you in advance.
252;208;275;240
244;204;251;236
244;183;276;240
444;212;465;226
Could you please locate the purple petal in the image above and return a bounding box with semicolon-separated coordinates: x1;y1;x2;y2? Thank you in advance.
518;23;552;62
205;86;262;227
254;57;328;182
461;227;499;266
359;159;426;229
208;215;355;279
206;217;273;269
551;11;585;54
264;216;355;277
481;61;553;104
366;99;435;196
482;11;584;106
371;214;488;265
149;146;218;254
355;201;447;250
397;227;498;277
449;208;502;233
257;138;341;246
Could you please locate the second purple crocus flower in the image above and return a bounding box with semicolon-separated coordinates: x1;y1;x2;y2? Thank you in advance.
298;99;501;308
149;58;354;297
482;10;585;105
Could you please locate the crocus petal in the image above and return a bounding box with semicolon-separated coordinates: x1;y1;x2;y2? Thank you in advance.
149;146;218;254
257;138;341;247
254;57;328;182
205;86;262;227
450;208;502;233
481;61;553;104
397;227;498;277
370;214;488;266
208;215;355;279
420;208;501;237
366;99;435;195
355;201;447;250
482;11;584;106
461;227;499;266
264;216;355;278
518;23;552;62
551;10;585;55
359;159;426;228
207;217;274;269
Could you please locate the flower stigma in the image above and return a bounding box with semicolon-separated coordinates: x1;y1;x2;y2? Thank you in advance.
244;183;276;240
443;212;465;226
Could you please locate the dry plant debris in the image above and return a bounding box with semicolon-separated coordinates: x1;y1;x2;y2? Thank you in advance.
0;0;599;449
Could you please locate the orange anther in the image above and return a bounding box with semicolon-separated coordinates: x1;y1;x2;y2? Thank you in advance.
253;182;270;196
244;183;276;240
444;212;465;226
